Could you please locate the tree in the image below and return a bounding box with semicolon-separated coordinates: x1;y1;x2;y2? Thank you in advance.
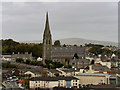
73;53;79;59
54;73;59;77
54;40;61;46
45;59;63;69
2;39;43;58
74;44;77;46
26;59;30;64
88;46;103;55
65;57;70;66
31;44;42;58
63;44;66;47
91;60;95;64
16;58;24;63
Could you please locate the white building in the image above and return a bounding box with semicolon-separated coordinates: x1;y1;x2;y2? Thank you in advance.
29;76;79;89
75;73;110;85
2;55;11;61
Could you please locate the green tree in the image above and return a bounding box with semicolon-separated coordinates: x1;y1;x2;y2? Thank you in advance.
54;73;59;77
31;44;42;58
88;46;103;55
26;59;30;64
65;57;70;66
63;44;66;47
54;40;61;46
16;58;24;63
73;53;79;59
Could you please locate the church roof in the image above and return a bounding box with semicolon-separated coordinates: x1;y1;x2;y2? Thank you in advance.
52;46;85;54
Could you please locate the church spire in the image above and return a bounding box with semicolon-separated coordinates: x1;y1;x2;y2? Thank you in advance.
42;12;52;65
44;12;50;34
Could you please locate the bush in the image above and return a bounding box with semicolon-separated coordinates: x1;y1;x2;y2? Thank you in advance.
16;58;24;63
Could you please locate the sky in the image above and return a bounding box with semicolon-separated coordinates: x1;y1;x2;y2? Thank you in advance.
2;2;118;42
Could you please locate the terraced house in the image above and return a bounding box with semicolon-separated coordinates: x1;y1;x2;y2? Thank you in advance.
29;76;79;89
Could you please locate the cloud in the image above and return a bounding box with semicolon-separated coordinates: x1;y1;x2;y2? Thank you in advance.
2;2;118;42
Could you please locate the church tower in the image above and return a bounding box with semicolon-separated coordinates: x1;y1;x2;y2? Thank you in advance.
42;12;52;65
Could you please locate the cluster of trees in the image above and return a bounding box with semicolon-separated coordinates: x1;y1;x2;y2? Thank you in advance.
89;47;110;56
84;43;119;56
54;40;61;46
16;58;43;66
2;39;62;58
85;43;104;47
45;59;63;69
2;39;42;58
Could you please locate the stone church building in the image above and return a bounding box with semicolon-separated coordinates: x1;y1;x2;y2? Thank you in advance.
42;12;85;64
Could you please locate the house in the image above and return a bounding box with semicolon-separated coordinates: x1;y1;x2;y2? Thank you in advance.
11;52;33;62
116;73;120;87
29;76;79;89
85;64;110;74
2;69;20;78
95;60;111;69
75;73;110;85
19;69;48;77
48;69;62;77
56;68;79;76
2;55;11;61
69;58;90;69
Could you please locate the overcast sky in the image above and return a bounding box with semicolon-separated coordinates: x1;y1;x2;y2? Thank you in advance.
2;2;118;42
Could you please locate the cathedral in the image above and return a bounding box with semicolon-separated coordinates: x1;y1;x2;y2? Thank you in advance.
42;12;85;64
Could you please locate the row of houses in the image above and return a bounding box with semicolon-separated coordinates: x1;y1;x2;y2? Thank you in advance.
29;76;79;88
2;66;113;89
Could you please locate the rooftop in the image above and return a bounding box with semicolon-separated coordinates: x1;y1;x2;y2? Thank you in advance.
30;76;78;81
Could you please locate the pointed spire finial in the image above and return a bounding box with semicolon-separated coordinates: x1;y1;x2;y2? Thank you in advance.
44;11;50;32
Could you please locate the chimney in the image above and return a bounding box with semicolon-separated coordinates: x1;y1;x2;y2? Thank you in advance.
18;52;20;54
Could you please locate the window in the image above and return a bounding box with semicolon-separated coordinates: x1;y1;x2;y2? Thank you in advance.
49;40;51;44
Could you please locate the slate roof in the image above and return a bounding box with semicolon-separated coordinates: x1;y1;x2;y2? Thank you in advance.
92;64;110;71
58;68;79;72
11;54;31;58
19;69;48;74
30;76;78;81
48;69;62;73
76;73;109;77
52;46;85;54
2;55;11;58
70;59;90;63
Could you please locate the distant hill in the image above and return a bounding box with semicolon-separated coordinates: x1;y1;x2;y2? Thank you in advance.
21;38;118;46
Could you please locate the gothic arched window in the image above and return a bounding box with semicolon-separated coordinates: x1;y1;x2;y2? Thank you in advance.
49;40;51;44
